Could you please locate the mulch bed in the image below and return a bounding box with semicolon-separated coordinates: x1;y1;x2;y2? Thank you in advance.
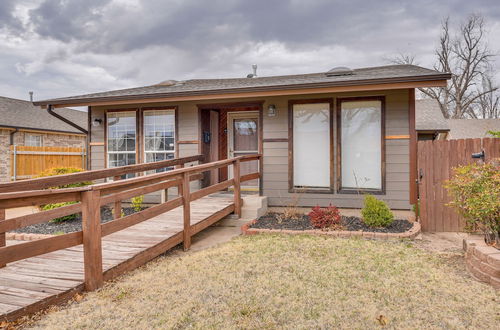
12;206;146;235
250;212;413;233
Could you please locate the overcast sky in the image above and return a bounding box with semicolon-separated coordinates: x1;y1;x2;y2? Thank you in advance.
1;0;500;103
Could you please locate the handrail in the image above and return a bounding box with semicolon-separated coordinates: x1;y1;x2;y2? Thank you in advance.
0;154;204;193
0;154;263;290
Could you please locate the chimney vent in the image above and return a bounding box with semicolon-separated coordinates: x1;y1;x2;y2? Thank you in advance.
29;91;33;102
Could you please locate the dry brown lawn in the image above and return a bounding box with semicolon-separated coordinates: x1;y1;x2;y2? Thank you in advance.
30;235;499;329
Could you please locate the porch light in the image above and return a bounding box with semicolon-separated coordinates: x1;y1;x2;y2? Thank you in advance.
267;104;277;117
92;118;103;127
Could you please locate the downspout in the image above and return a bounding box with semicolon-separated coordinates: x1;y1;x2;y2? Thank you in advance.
46;104;89;169
46;104;88;134
9;128;18;145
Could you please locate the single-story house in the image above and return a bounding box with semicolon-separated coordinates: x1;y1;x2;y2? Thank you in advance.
415;99;449;140
0;96;87;182
33;64;451;210
415;98;500;140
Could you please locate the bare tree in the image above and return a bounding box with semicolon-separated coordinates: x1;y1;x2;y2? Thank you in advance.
474;74;500;118
390;15;499;118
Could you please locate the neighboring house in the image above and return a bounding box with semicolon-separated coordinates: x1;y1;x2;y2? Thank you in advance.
34;64;451;210
0;96;88;182
447;119;500;139
415;98;500;139
415;99;449;140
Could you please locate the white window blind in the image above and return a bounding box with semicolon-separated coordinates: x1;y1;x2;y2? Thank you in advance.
25;134;42;147
293;103;330;188
341;100;382;190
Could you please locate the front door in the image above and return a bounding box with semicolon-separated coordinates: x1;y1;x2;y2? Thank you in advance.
227;112;259;189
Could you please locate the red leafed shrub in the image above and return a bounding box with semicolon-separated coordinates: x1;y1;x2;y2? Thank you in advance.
308;204;342;229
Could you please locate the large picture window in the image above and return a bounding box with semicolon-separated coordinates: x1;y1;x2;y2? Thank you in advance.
107;111;137;170
292;101;331;189
143;109;176;172
339;98;384;191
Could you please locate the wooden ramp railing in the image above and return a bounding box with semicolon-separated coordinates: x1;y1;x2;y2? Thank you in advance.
0;154;262;291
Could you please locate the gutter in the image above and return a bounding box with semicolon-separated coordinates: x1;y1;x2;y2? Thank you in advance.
33;73;452;107
46;104;88;135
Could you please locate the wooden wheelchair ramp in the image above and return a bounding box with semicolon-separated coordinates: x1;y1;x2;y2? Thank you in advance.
0;194;234;321
0;154;262;322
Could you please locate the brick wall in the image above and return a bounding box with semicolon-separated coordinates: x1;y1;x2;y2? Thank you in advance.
0;129;86;182
0;129;10;182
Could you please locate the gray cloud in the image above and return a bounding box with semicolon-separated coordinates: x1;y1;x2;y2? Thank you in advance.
0;0;499;101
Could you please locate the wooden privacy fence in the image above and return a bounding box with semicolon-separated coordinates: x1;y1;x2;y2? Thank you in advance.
10;145;86;180
0;153;261;290
417;137;500;232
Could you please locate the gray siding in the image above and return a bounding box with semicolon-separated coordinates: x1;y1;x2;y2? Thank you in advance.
89;89;411;209
261;89;410;210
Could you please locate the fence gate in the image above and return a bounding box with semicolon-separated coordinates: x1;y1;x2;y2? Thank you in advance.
417;138;500;232
10;145;86;180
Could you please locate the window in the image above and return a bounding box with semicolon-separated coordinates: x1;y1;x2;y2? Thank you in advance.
339;98;384;191
292;101;331;189
143;109;175;172
107;111;136;173
25;134;42;147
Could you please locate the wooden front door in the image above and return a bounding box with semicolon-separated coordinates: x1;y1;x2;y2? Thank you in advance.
227;112;259;188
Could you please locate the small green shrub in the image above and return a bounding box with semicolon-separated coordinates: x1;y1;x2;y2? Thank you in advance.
35;167;92;188
131;195;144;212
487;130;500;138
361;195;394;227
446;159;500;246
36;167;92;222
41;202;78;223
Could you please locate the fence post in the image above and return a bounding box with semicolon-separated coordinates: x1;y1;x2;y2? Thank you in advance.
81;189;103;291
113;175;122;219
233;159;241;217
181;171;191;251
0;208;5;268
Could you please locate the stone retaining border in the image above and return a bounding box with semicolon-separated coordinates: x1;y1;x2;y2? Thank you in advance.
241;220;421;240
463;236;500;289
6;232;54;241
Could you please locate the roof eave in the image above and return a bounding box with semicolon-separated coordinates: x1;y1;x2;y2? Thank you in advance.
34;73;451;107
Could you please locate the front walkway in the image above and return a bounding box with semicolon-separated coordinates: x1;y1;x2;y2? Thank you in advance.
0;194;234;322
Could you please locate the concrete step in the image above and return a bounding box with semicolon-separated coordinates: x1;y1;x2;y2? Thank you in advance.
241;195;268;220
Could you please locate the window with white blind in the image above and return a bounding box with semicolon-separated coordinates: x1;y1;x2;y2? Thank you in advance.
143;109;175;172
339;99;383;191
25;133;42;147
292;102;331;189
107;111;137;173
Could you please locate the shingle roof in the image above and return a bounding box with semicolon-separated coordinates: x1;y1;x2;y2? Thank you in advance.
415;99;449;131
34;64;450;106
447;119;500;139
0;96;87;134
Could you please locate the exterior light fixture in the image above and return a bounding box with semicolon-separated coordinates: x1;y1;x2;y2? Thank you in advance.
93;118;103;127
268;104;277;117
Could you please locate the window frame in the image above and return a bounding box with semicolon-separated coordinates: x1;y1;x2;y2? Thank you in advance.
288;98;334;194
142;107;178;172
25;133;43;147
105;109;139;170
336;96;386;195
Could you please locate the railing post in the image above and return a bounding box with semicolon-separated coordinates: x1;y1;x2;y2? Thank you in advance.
181;172;191;251
113;175;122;219
0;208;5;268
81;189;103;291
233;159;242;217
